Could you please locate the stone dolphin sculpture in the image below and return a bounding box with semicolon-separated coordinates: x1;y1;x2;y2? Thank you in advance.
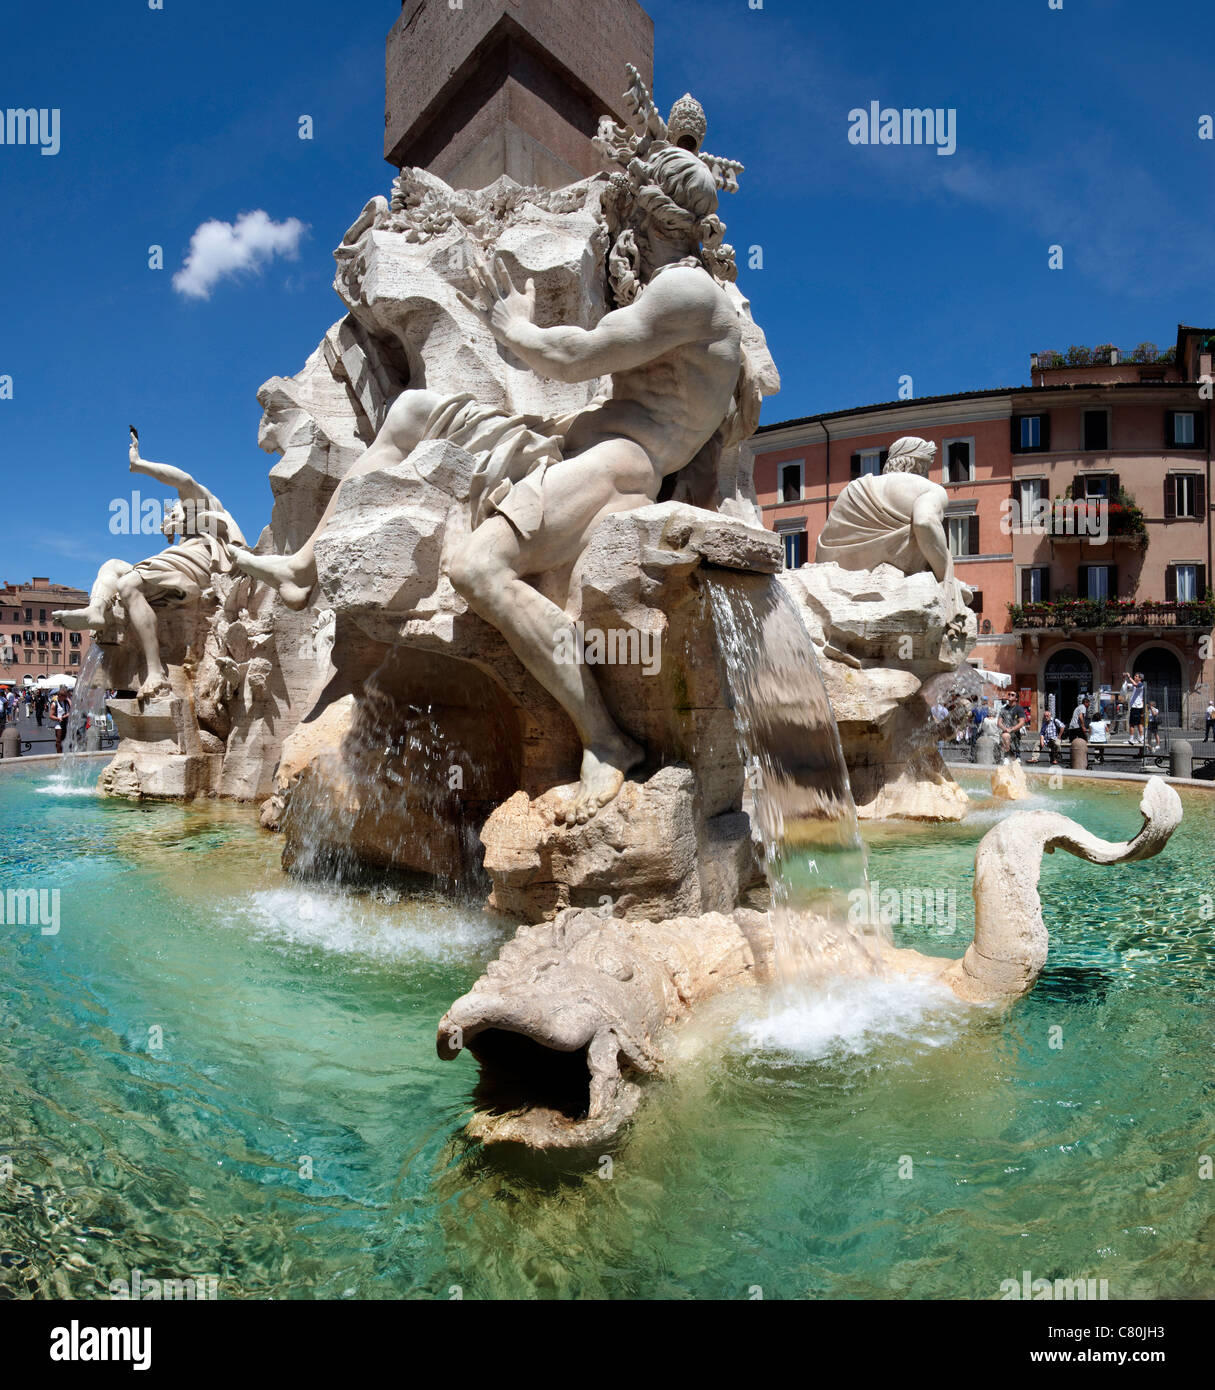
439;777;1183;1148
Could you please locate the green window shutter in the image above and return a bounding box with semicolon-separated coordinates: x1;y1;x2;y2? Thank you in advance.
850;452;861;479
1164;475;1176;520
1165;566;1177;602
968;515;980;554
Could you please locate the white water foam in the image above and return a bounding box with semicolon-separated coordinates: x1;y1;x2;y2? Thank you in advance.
34;776;99;798
737;971;966;1063
223;884;502;964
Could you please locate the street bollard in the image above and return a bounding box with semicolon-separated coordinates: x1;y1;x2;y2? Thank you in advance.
1170;738;1193;779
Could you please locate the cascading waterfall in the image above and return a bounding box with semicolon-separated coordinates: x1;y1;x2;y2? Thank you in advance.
282;693;492;901
704;573;886;986
44;644;108;792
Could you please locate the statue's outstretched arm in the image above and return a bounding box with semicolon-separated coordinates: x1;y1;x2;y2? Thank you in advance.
130;455;199;492
129;440;214;505
458;255;706;384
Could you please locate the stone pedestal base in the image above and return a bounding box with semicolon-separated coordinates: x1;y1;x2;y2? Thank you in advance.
98;697;225;801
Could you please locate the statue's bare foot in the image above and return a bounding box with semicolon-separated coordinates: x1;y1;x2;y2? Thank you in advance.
55;606;101;631
136;674;171;703
551;736;644;826
231;547;315;611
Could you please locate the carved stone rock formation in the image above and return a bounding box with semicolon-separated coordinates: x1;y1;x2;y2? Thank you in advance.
283;497;779;911
780;563;976;821
990;759;1030;801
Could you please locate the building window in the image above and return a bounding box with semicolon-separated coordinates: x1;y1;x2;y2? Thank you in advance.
69;653;80;666
779;461;803;504
1083;410;1109;451
24;608;31;622
1021;566;1050;603
38;609;46;623
1083;565;1113;601
50;632;61;646
1081;474;1112;501
1012;414;1050;452
69;632;81;647
36;632;47;646
1166;473;1204;520
22;631;33;645
946;514;980;557
1175;565;1198;602
1167;410;1205;449
778;527;807;569
850;448;886;478
1167;563;1207;602
944;439;974;484
1017;478;1045;518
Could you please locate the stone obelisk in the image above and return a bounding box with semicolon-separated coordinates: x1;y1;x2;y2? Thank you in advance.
384;0;654;189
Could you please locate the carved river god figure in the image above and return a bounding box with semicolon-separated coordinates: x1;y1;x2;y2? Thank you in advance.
815;434;975;635
56;432;248;701
236;69;759;824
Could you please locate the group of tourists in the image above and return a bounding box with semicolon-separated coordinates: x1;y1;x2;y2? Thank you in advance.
934;669;1182;769
0;684;76;754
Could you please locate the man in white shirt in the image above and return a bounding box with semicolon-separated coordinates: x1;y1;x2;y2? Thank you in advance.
1068;696;1090;746
1123;672;1146;745
1205;699;1215;742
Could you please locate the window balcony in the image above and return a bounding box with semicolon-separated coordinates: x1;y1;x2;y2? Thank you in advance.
1009;597;1214;631
1042;499;1147;545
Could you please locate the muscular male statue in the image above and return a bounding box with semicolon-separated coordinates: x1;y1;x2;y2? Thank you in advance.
57;436;247;701
815;436;974;618
238;138;747;823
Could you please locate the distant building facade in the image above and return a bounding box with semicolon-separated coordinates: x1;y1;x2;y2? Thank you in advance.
751;325;1215;730
0;578;92;687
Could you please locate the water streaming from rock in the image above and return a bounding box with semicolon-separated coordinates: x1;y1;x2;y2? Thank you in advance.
704;573;885;985
39;644;108;794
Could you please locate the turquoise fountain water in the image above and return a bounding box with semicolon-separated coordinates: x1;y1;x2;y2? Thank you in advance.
1;760;1210;1299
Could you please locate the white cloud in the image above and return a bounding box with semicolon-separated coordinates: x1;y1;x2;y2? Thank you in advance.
172;210;307;300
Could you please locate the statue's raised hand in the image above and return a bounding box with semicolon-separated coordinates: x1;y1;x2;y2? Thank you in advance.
457;254;536;342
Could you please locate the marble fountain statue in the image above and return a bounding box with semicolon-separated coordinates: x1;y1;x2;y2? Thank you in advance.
63;68;1183;1150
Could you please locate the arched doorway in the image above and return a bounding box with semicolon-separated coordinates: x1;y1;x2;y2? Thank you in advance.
1133;647;1183;727
1044;649;1093;721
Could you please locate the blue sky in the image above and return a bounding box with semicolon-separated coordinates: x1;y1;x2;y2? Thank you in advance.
1;0;1212;590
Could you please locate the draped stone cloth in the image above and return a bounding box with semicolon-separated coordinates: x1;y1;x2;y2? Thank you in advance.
417;392;579;542
129;504;245;608
815;473;926;573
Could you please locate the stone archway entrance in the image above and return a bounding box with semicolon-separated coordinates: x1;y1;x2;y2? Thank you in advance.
1044;649;1093;721
1133;647;1183;727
